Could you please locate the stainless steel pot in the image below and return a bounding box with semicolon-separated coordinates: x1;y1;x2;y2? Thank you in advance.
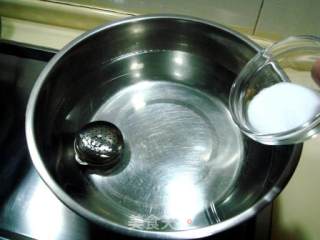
26;15;302;239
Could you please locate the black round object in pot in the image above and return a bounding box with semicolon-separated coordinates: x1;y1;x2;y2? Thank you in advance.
26;15;302;239
74;121;124;167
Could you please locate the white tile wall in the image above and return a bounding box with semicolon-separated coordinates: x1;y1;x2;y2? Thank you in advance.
55;0;264;33
255;0;320;38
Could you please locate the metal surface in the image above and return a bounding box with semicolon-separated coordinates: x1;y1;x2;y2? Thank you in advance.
25;15;302;239
74;121;124;167
1;39;274;240
0;42;131;240
91;79;243;228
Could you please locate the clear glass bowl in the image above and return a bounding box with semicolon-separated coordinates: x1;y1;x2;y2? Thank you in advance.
229;35;320;145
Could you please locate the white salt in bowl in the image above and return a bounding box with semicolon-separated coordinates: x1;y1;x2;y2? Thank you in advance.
229;35;320;145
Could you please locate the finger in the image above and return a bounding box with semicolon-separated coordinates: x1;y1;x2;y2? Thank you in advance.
311;59;320;86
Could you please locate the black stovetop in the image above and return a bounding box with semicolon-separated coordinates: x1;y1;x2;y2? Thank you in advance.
0;40;271;240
